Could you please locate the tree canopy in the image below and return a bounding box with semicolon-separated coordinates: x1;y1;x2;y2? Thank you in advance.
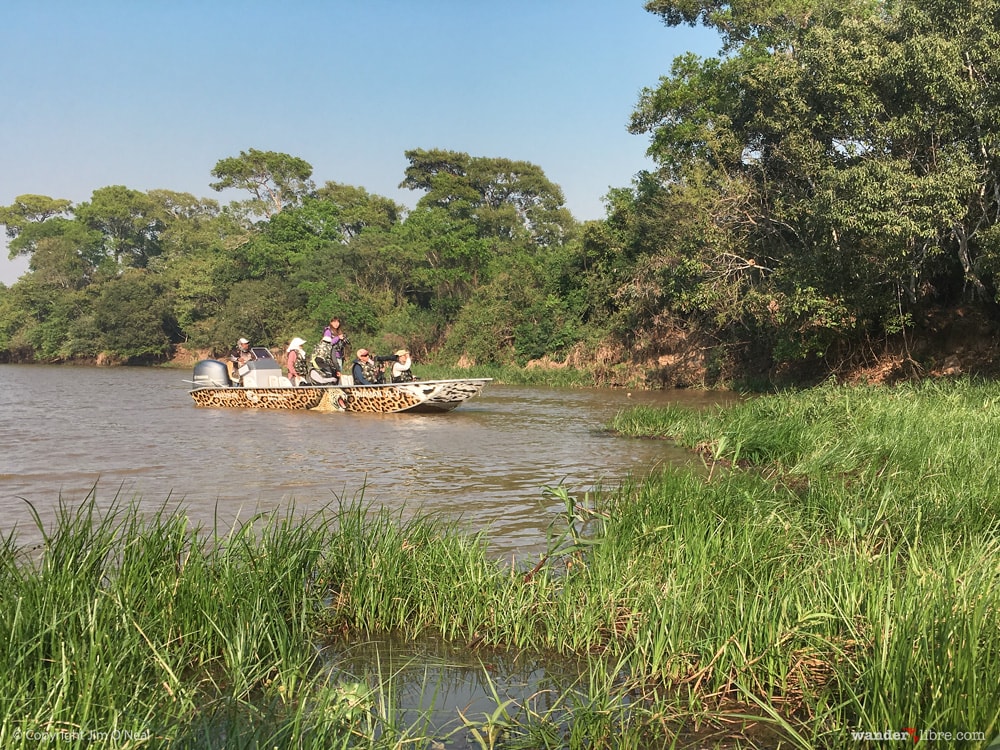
401;148;574;246
1;195;73;244
0;147;594;367
3;1;999;383
210;149;315;220
619;0;1000;365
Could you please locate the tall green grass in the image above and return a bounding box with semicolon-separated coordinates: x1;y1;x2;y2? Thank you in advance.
2;494;699;748
6;379;1000;747
311;380;1000;744
0;495;449;748
604;378;1000;745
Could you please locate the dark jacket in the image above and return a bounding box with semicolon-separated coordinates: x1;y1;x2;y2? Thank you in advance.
309;339;340;379
228;344;255;367
351;354;396;385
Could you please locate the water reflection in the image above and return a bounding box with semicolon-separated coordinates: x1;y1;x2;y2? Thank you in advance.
323;633;599;746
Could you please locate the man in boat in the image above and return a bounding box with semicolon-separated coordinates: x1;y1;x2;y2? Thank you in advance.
307;334;341;384
390;350;415;383
351;348;396;385
227;337;256;384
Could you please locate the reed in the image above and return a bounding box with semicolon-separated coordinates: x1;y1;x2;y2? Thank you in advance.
0;494;446;748
6;378;1000;747
310;380;1000;744
602;378;1000;744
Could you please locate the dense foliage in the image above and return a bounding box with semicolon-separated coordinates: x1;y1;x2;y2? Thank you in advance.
4;0;1000;382
614;0;1000;371
0;150;601;367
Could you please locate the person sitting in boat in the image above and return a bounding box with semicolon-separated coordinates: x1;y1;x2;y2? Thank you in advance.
390;349;415;383
286;337;308;385
227;337;256;383
351;348;396;385
307;334;341;384
322;316;350;373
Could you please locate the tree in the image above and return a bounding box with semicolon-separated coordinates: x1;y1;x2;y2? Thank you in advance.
442;242;592;365
146;190;223;258
210;277;299;352
0;276;96;361
1;196;76;265
0;195;73;253
0;194;73;246
74;186;164;269
384;206;490;314
28;234;97;291
401;148;575;246
210;149;315;220
315;182;404;240
92;270;175;360
162;247;230;347
628;0;1000;363
4;217;103;283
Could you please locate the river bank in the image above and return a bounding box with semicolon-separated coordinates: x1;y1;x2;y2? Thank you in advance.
14;306;1000;395
611;378;1000;746
3;379;999;747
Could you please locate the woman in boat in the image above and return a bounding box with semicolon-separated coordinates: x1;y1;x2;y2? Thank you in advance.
285;337;308;385
322;316;350;373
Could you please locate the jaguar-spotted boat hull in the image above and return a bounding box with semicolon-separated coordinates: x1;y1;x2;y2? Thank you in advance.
189;378;492;414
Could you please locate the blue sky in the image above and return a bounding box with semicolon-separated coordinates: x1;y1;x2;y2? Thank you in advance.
1;1;720;284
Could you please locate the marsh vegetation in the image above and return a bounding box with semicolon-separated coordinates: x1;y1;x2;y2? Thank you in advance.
3;380;999;747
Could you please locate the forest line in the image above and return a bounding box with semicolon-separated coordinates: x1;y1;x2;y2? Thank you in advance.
4;0;1000;388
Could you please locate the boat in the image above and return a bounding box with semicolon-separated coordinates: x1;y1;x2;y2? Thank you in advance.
187;348;491;414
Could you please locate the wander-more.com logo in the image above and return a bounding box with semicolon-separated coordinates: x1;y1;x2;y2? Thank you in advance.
850;728;996;745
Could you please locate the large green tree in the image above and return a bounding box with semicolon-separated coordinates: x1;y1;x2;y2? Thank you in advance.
210;149;315;220
315;182;404;240
628;0;1000;363
5;218;103;288
0;194;73;248
146;190;224;258
401;148;575;247
74;186;164;270
92;270;176;360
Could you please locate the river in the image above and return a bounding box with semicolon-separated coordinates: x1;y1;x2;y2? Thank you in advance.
0;364;734;557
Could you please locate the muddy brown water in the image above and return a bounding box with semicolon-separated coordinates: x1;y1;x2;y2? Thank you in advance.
1;364;734;556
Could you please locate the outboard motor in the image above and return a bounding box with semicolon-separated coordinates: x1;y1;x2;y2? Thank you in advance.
192;359;233;387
